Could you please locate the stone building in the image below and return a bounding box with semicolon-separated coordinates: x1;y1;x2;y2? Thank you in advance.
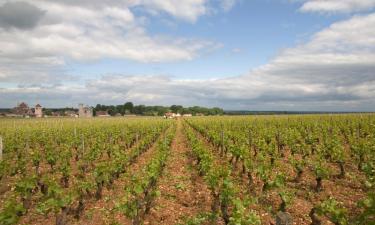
78;104;93;118
35;104;43;118
13;102;32;116
12;102;43;117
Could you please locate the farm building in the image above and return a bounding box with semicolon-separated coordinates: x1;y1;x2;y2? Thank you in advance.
96;111;110;117
78;104;93;118
12;102;43;117
164;112;181;119
65;110;78;117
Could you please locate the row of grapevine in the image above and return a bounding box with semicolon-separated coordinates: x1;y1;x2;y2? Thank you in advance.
184;122;261;224
116;124;176;225
0;118;173;225
185;114;375;225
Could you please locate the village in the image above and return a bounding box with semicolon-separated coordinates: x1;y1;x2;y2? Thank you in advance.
0;102;205;119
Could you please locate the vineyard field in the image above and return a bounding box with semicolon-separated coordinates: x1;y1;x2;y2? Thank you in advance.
0;115;374;225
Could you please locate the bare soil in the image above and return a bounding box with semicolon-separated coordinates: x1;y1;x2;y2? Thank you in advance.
143;119;213;225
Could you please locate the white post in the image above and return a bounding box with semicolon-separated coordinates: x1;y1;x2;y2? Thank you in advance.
0;136;3;161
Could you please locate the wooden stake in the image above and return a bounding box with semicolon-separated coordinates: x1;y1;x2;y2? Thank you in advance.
164;135;167;148
82;135;85;153
0;136;3;161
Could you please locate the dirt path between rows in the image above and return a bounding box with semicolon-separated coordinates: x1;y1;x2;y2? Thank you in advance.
143;119;213;225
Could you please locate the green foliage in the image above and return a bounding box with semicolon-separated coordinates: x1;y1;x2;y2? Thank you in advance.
316;197;348;225
312;158;330;179
356;192;375;225
228;198;261;225
0;199;26;225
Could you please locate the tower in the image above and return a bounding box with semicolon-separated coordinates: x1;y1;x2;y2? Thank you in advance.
78;104;93;118
35;104;43;118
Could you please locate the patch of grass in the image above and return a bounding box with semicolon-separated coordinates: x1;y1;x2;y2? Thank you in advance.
165;193;177;200
175;183;187;191
179;212;214;225
85;209;94;220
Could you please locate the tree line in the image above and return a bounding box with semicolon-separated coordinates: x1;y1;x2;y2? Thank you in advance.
94;102;224;116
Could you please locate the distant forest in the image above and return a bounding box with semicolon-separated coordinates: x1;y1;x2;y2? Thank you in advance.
92;102;224;116
23;102;224;116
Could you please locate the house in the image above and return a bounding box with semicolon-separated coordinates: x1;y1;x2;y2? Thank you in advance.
196;113;205;116
164;112;182;119
96;111;110;117
78;104;93;118
51;112;62;117
183;114;192;117
12;102;43;117
65;110;77;117
13;102;32;116
164;112;175;119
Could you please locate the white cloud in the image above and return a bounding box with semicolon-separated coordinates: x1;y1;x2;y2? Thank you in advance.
133;0;208;22
300;0;375;13
1;1;374;111
220;0;237;12
0;0;224;83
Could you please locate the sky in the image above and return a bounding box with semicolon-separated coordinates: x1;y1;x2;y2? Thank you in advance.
0;0;375;111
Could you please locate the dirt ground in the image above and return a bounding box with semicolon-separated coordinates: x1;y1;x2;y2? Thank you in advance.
144;119;213;225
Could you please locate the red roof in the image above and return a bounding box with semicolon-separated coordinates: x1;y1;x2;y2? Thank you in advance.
96;111;109;116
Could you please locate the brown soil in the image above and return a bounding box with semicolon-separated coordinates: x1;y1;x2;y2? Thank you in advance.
189;126;367;225
18;129;167;225
143;119;213;225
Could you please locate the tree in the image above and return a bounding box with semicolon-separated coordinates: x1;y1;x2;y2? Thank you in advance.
133;105;146;115
170;105;183;113
124;102;134;114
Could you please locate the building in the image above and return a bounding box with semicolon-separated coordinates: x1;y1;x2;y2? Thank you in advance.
65;110;78;117
51;112;62;117
78;104;93;118
35;104;43;118
183;114;192;117
13;102;32;116
12;102;43;117
96;111;110;117
164;112;181;119
164;112;175;119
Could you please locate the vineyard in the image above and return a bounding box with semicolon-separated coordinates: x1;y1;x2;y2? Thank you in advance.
0;115;374;225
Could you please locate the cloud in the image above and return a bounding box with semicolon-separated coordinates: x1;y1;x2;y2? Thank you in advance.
3;12;372;111
0;1;46;29
0;0;223;84
300;0;375;13
231;48;242;53
133;0;208;22
1;1;374;111
220;0;237;12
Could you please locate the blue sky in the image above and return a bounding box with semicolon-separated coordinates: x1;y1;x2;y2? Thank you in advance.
70;1;344;80
1;0;375;110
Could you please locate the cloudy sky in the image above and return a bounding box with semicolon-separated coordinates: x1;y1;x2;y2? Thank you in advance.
0;0;375;111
